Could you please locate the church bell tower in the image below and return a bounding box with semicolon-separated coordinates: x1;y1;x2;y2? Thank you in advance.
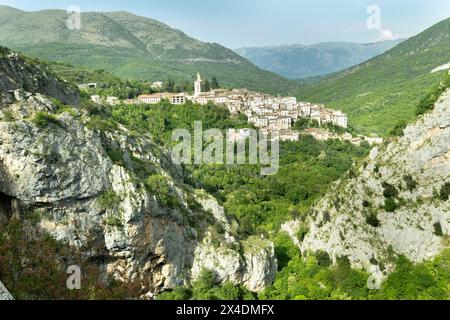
194;73;202;97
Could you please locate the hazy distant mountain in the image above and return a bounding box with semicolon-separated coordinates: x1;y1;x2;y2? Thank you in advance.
0;5;295;94
235;40;404;79
298;18;450;136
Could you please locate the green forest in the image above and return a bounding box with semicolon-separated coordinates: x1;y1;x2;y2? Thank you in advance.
100;98;449;300
1;85;449;300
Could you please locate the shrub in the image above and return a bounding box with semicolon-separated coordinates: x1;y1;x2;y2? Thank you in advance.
157;287;192;300
97;190;121;211
274;234;300;270
293;118;310;131
32;112;60;128
323;212;331;223
347;168;357;179
375;254;448;300
333;256;352;285
439;182;450;201
374;164;380;174
145;174;178;208
366;212;380;227
104;215;124;228
56;106;77;117
403;175;418;192
86;115;118;132
217;282;241;300
0;219;142;300
297;225;310;242
186;195;202;212
389;120;407;137
316;250;332;267
384;198;398;213
415;73;450;116
191;269;219;300
106;146;125;166
433;222;443;237
382;182;399;199
49;98;64;109
0;46;11;57
2;111;14;122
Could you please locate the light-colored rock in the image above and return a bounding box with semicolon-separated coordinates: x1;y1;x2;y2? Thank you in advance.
0;51;278;295
285;89;450;281
0;281;13;300
0;49;79;106
0;89;276;294
431;62;450;73
191;233;243;284
241;236;277;292
191;233;277;292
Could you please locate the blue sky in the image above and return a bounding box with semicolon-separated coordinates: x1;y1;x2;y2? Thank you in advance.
0;0;449;48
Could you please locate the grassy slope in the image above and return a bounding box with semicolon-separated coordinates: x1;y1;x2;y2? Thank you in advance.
0;6;296;95
297;18;450;136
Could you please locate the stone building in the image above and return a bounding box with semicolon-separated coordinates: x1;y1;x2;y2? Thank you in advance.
138;93;186;105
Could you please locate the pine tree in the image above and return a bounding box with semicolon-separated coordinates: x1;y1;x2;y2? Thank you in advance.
211;77;220;89
203;79;211;92
165;79;175;93
182;81;192;93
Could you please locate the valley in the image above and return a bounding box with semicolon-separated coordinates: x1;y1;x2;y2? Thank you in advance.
235;40;404;80
297;18;450;136
0;3;448;302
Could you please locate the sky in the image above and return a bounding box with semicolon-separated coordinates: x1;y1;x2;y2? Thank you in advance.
0;0;449;48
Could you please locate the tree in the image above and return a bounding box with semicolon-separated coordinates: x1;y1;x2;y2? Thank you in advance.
181;81;192;93
191;269;219;300
164;79;175;93
217;282;240;300
211;77;220;89
0;219;143;300
203;79;211;92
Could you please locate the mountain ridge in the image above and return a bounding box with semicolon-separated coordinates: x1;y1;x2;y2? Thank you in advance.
235;40;404;79
297;17;450;136
0;5;295;94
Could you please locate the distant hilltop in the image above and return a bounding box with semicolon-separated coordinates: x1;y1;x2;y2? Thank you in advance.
235;40;404;79
0;5;296;95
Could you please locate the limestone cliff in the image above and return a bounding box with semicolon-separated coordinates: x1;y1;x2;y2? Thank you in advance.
0;46;79;106
283;87;450;281
0;49;276;295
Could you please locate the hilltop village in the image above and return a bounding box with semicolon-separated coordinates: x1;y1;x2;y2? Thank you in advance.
83;74;383;145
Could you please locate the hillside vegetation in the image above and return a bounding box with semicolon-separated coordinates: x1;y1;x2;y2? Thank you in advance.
236;40;403;79
0;6;296;95
298;18;450;136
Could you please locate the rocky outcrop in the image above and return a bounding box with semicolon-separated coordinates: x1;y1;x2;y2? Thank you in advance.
0;47;79;106
191;234;277;292
284;88;450;281
0;87;276;294
0;281;13;300
240;237;277;292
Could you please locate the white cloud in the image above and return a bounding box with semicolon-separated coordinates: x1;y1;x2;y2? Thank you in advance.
377;29;395;41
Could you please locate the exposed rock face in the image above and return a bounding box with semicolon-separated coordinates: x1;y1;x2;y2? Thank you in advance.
241;237;277;292
0;47;79;106
284;89;450;281
0;87;276;294
191;234;277;292
0;281;13;300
